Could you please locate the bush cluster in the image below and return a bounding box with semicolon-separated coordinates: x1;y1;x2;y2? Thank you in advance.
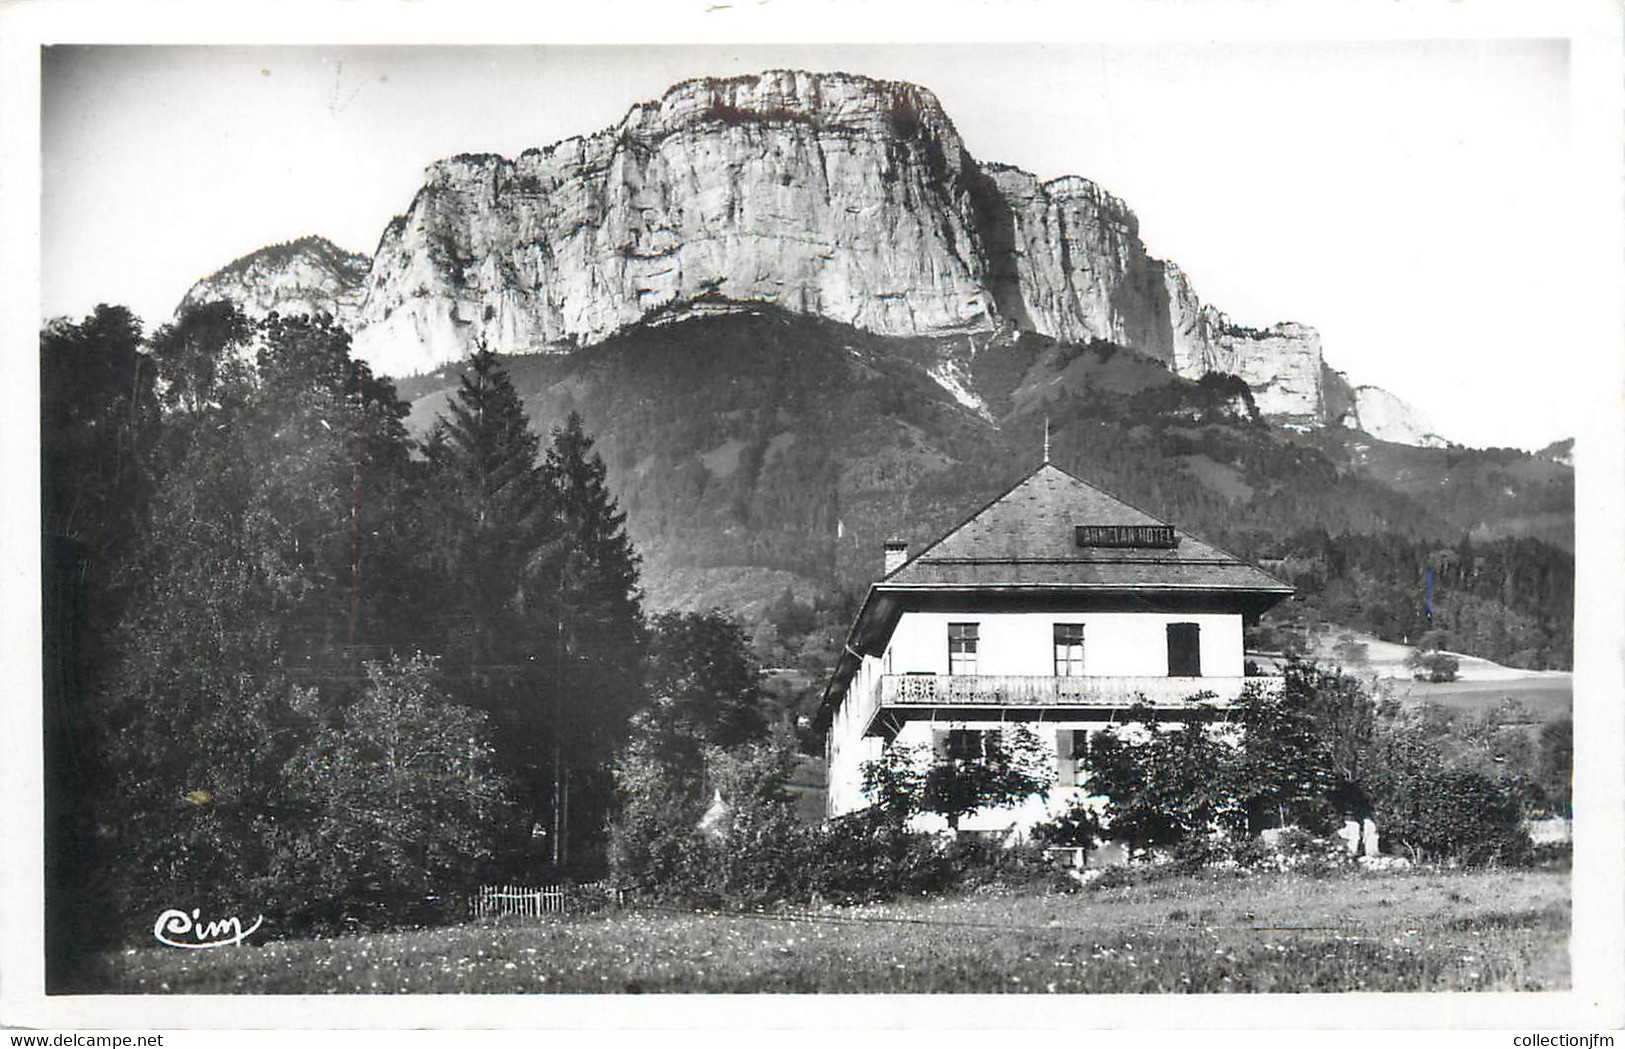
1408;649;1461;683
608;739;1066;909
607;660;1546;914
1365;753;1531;866
1039;663;1535;871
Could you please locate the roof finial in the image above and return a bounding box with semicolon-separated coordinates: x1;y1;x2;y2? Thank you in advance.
1043;417;1051;464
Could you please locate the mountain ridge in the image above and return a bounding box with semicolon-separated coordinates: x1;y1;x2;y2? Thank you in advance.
178;68;1446;443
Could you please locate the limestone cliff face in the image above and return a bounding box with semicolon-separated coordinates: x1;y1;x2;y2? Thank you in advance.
1201;323;1326;424
979;166;1173;353
1342;384;1447;447
352;72;997;375
345;69;1251;384
182;71;1343;421
178;236;369;328
1162;264;1226;378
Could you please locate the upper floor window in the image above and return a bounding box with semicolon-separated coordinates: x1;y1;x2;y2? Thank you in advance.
1167;622;1202;677
1053;623;1085;676
948;622;979;675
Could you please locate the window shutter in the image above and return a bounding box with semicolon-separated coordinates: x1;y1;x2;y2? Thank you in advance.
1167;622;1202;677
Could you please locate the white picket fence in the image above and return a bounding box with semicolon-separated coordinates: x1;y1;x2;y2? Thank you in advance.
471;881;626;919
473;884;566;918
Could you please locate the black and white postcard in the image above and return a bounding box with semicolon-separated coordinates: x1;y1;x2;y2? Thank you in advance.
3;0;1622;1038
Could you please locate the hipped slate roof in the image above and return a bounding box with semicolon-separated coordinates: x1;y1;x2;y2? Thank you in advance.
881;462;1293;594
816;462;1292;727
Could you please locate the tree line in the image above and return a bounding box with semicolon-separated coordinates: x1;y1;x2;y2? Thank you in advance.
1252;529;1573;669
42;303;768;982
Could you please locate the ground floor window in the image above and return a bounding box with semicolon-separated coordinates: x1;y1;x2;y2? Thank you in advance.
945;728;986;760
1056;727;1091;786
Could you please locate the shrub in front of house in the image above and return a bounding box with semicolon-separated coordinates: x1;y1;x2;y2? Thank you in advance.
1366;760;1532;866
610;730;1073;908
811;816;1072;902
695;742;825;907
943;836;1069;892
605;736;712;902
857;727;1056;833
1356;704;1535;867
610;735;821;908
1529;839;1572;870
1028;798;1102;851
1083;716;1243;857
809;809;959;903
1219;833;1275;870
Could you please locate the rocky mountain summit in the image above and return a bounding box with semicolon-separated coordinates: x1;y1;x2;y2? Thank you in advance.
182;70;1429;441
178;235;369;329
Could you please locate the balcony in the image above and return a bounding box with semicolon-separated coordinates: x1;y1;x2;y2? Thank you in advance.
876;673;1269;711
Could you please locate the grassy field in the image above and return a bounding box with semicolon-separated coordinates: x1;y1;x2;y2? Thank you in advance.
1303;630;1573;727
1382;677;1573;724
69;867;1568;994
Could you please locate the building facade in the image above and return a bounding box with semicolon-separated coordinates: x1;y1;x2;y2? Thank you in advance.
817;462;1293;833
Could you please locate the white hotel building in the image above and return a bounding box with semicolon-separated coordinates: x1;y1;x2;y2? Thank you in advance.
816;462;1293;833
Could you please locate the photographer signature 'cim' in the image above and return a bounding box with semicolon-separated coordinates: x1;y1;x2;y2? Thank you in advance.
153;907;263;949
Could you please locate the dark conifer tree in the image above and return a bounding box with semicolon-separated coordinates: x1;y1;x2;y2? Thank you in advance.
420;347;563;855
539;411;645;867
425;347;554;657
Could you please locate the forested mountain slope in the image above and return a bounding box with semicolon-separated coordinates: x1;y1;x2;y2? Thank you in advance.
393;307;1572;670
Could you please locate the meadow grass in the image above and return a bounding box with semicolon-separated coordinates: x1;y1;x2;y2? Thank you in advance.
68;866;1567;994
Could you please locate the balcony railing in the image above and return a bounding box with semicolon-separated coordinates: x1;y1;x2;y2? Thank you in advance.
877;673;1268;709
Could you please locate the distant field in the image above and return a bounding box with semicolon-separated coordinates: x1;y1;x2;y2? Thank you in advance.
1304;627;1573;726
1380;676;1572;724
70;867;1567;995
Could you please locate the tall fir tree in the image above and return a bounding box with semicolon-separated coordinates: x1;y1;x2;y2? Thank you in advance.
424;347;555;656
420;347;562;851
541;412;646;866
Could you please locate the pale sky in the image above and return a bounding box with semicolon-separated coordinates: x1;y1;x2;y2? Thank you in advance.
42;40;1577;450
